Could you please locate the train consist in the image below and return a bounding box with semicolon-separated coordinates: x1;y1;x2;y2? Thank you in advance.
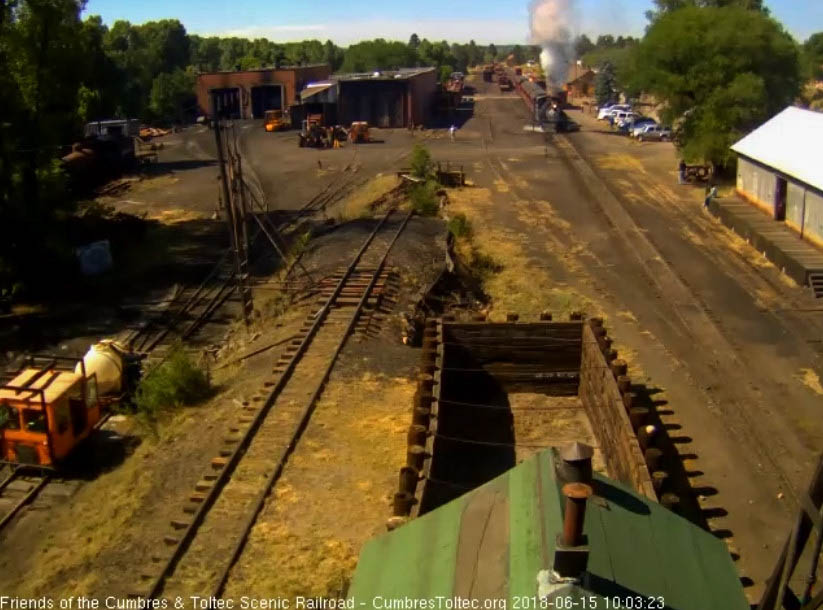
506;69;574;132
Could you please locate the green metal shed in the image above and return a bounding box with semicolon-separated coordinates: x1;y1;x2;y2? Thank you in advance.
349;449;748;609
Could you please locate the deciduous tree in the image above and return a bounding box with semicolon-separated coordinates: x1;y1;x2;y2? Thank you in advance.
149;67;195;123
574;34;594;58
629;6;800;166
594;62;617;106
646;0;768;22
802;33;823;81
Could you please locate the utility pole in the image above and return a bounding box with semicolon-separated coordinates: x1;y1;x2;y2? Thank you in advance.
211;93;254;327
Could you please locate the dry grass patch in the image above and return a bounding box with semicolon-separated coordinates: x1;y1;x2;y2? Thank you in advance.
617;310;638;323
339;173;400;220
493;178;510;193
797;368;823;396
146;209;209;223
448;187;596;319
710;219;778;271
596;153;647;174
223;371;414;598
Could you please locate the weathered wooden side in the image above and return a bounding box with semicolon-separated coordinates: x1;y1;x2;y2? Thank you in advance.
442;322;582;394
389;318;442;527
579;322;656;500
415;322;443;516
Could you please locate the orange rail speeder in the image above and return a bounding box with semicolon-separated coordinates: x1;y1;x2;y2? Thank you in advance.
0;356;102;469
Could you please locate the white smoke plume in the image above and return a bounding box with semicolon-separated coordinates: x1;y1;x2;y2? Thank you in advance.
529;0;575;93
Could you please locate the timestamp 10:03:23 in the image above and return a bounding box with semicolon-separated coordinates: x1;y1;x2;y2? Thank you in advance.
512;596;666;610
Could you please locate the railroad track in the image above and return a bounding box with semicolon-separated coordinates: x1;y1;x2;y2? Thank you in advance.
127;263;234;355
0;155;388;538
124;170;364;367
131;206;413;600
0;468;51;532
0;192;343;536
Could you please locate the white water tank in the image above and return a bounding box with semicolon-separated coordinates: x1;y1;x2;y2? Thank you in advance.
75;340;128;395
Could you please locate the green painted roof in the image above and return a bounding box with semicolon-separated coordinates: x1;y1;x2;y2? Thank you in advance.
349;450;748;609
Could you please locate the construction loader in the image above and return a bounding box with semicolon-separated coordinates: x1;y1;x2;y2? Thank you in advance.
264;110;289;132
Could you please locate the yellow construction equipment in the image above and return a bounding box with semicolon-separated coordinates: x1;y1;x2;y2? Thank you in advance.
264;110;288;132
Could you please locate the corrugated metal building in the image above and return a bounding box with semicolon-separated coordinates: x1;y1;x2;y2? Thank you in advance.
349;448;749;609
732;107;823;248
195;64;331;120
334;68;437;128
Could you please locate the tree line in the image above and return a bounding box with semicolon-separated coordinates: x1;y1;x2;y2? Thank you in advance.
586;0;822;168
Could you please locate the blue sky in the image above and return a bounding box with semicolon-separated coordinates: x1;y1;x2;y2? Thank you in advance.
82;0;822;44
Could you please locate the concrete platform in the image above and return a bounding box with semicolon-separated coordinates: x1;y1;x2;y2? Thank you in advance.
708;196;823;287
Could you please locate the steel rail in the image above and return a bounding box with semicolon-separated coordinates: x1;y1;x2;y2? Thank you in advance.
0;473;51;531
132;167;360;359
210;207;413;599
138;206;404;600
0;467;19;495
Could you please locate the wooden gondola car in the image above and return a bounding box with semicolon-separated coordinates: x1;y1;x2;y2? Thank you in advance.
0;356;101;469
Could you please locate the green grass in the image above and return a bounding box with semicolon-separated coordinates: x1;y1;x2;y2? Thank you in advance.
289;231;311;262
409;143;434;179
447;213;472;238
134;347;212;425
410;180;440;216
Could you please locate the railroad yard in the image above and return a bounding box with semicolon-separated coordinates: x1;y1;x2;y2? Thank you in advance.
1;66;823;606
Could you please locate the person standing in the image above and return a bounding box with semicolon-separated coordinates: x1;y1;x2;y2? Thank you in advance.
449;125;456;142
678;160;687;185
704;184;718;209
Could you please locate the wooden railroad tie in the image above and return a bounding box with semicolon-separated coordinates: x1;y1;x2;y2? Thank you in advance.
195;480;213;492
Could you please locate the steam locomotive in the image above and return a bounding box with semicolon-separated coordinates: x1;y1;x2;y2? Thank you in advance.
508;70;571;131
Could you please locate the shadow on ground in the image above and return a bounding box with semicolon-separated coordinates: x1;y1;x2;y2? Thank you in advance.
1;214;228;357
142;159;216;174
632;384;754;591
